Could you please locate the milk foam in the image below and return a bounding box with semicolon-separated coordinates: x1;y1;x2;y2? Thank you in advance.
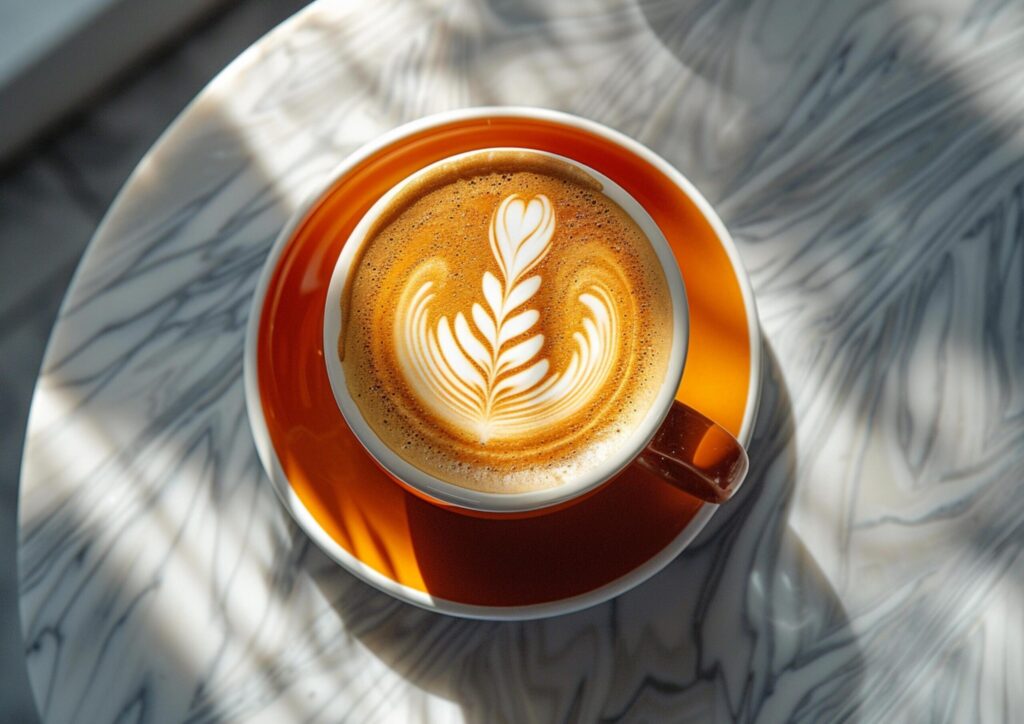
340;151;673;493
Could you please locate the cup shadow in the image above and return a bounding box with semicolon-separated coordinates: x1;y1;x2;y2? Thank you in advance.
306;340;865;722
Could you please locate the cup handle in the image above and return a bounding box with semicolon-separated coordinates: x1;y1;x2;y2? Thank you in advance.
634;401;749;503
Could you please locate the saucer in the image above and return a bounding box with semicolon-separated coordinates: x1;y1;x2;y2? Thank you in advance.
243;108;761;619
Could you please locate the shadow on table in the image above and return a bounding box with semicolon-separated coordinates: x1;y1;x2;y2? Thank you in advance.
308;342;865;722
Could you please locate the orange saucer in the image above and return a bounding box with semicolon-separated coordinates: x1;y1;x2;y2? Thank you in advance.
244;109;761;618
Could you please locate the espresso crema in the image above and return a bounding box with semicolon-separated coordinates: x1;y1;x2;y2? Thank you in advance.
339;151;674;493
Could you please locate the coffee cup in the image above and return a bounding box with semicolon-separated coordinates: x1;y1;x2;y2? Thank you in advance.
323;122;747;515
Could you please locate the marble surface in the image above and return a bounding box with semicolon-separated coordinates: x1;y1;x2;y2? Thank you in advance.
16;0;1024;721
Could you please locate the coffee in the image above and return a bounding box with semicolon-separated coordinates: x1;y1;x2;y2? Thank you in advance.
338;150;674;493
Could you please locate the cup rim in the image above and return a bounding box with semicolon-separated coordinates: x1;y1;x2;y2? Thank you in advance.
323;147;689;513
243;105;763;619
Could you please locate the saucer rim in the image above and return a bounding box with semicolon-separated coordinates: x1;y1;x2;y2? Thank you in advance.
243;106;763;620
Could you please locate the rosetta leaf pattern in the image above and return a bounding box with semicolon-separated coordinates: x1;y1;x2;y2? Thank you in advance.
395;193;617;443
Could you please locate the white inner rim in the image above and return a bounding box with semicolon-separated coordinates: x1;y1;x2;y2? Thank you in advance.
322;148;688;513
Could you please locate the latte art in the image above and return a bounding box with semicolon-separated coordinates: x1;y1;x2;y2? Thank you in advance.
339;150;674;493
395;194;617;443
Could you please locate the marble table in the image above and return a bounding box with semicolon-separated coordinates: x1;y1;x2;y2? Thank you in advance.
17;0;1024;721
